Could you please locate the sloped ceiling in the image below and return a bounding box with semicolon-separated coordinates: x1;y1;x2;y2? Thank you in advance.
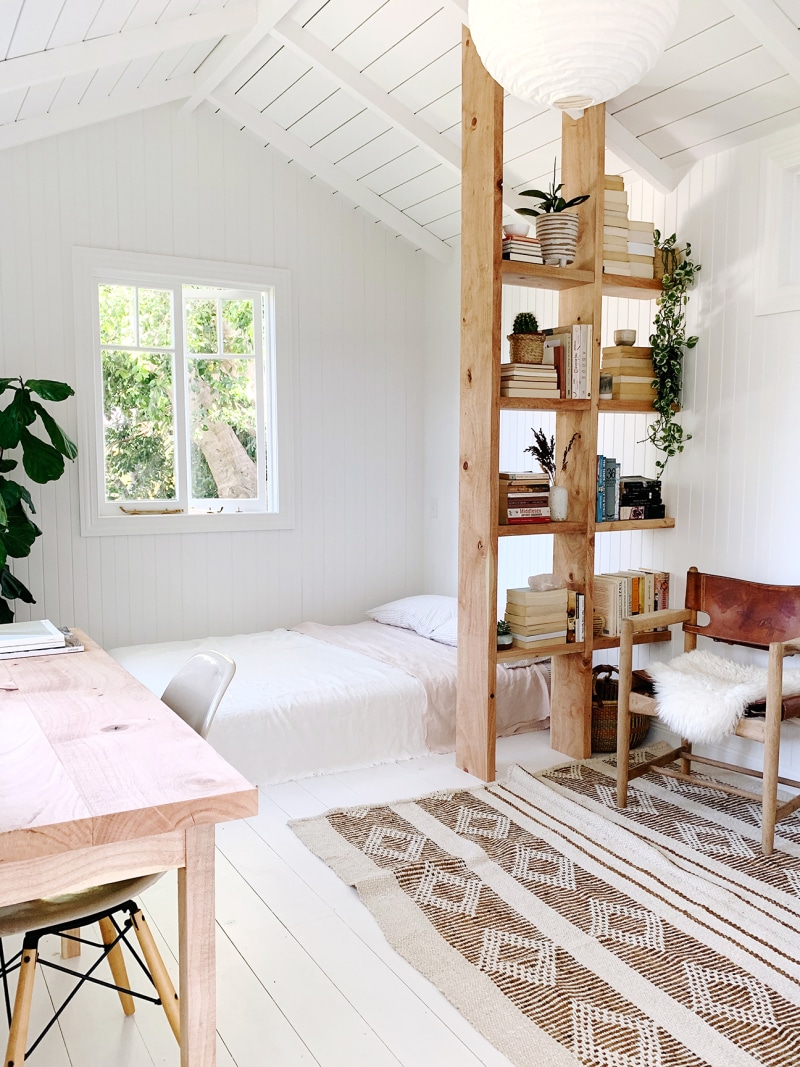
1;0;798;258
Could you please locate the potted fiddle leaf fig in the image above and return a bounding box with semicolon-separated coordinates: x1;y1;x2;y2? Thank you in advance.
516;159;590;265
0;377;77;622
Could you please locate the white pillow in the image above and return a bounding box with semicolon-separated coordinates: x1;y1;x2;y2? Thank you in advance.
428;616;458;646
366;595;457;638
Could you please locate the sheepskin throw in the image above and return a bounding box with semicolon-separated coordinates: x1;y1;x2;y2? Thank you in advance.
646;649;800;743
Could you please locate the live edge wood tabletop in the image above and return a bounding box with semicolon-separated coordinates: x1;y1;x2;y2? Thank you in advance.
0;630;258;1067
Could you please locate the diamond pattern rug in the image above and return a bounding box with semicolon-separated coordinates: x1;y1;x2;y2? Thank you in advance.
291;754;800;1067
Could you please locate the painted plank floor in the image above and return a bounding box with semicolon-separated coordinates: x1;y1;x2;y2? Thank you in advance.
1;731;567;1066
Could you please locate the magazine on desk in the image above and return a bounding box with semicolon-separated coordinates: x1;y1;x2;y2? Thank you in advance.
0;623;83;659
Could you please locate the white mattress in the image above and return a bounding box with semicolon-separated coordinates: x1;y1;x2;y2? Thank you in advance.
109;622;550;786
110;628;429;785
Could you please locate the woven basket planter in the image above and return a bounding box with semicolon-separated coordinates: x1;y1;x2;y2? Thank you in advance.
654;247;683;281
507;332;545;364
591;664;651;753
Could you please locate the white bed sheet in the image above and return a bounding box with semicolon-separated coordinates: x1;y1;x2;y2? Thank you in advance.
109;629;430;785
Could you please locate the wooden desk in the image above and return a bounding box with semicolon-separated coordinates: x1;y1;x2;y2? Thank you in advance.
0;631;258;1066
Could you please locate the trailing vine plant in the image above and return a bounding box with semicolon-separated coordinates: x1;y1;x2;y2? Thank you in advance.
646;232;701;475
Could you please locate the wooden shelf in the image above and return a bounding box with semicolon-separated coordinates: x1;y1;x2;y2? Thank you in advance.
598;399;656;414
501;397;590;412
601;274;662;300
500;260;594;291
498;642;585;663
593;630;672;650
596;517;675;532
498;521;585;537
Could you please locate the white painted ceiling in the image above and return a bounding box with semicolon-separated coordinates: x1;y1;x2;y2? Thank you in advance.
0;0;798;258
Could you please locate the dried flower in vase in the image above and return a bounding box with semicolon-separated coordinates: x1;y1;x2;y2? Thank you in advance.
524;428;580;486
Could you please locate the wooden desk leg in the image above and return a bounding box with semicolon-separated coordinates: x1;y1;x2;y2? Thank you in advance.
178;824;216;1067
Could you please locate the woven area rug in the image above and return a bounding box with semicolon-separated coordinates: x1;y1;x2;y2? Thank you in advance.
292;758;800;1067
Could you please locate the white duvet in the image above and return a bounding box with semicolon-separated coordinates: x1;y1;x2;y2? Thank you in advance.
110;622;550;785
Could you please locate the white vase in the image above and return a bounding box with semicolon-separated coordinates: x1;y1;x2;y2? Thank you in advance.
549;484;568;522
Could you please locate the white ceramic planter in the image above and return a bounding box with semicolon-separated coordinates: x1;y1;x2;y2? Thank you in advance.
535;213;580;266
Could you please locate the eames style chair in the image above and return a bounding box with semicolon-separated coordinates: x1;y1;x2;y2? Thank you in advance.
616;568;800;855
1;651;236;1064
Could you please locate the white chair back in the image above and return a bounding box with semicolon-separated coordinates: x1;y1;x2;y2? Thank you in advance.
160;651;235;739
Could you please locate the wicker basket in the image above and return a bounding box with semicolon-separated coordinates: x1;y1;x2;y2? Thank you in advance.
591;664;651;753
508;332;545;364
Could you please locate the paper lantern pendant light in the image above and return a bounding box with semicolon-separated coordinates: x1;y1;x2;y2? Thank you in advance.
468;0;679;116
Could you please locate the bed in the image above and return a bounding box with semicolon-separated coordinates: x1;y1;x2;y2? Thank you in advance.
109;597;550;785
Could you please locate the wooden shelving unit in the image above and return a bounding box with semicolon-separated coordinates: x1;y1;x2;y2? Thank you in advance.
456;30;669;780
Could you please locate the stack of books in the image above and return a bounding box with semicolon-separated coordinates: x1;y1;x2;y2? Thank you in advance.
627;221;656;279
603;175;630;276
603;175;629;272
593;570;670;638
596;455;621;521
500;362;559;399
499;472;551;524
542;323;592;398
619;476;665;520
504;586;568;649
0;619;83;659
600;345;656;402
501;235;544;264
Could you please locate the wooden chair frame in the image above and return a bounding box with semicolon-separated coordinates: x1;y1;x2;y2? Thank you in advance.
616;567;800;855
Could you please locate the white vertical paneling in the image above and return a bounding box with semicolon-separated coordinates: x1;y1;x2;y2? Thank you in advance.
0;99;427;646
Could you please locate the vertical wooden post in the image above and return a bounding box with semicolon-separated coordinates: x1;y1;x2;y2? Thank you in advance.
455;28;503;781
178;824;217;1067
550;105;605;759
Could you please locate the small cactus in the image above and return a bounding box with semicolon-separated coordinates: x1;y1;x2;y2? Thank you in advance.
497;619;511;636
512;312;539;335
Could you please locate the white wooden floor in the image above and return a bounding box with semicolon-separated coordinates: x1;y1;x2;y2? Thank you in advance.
1;731;567;1067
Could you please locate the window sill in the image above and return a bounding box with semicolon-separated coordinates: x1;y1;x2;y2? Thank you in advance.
80;509;295;536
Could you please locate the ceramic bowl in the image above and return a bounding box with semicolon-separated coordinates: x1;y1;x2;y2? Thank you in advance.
614;329;636;346
503;223;530;238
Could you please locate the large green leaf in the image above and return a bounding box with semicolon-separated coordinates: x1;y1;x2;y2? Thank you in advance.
0;479;34;513
2;501;41;557
0;459;17;473
0;494;5;528
0;596;13;623
0;566;35;603
35;406;78;460
0;378;19;394
0;541;6;569
0;401;20;450
25;379;74;402
19;427;65;484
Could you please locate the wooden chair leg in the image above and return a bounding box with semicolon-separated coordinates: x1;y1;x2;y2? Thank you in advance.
4;944;37;1067
98;917;136;1016
130;909;180;1043
60;928;81;959
680;740;692;776
762;642;784;856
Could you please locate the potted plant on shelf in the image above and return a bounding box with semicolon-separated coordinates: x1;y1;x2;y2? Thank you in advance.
516;160;590;266
497;619;513;649
507;311;545;364
646;231;701;475
524;428;580;521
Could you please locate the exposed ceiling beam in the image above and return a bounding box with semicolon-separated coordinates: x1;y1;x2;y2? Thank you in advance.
0;76;194;152
210;89;453;261
604;113;682;194
721;0;800;86
272;17;529;213
444;0;679;194
183;0;300;114
0;3;257;95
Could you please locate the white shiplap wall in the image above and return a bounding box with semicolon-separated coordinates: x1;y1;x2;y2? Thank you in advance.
423;125;800;773
0;100;427;648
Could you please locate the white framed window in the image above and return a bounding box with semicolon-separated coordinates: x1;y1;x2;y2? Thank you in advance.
73;249;294;535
